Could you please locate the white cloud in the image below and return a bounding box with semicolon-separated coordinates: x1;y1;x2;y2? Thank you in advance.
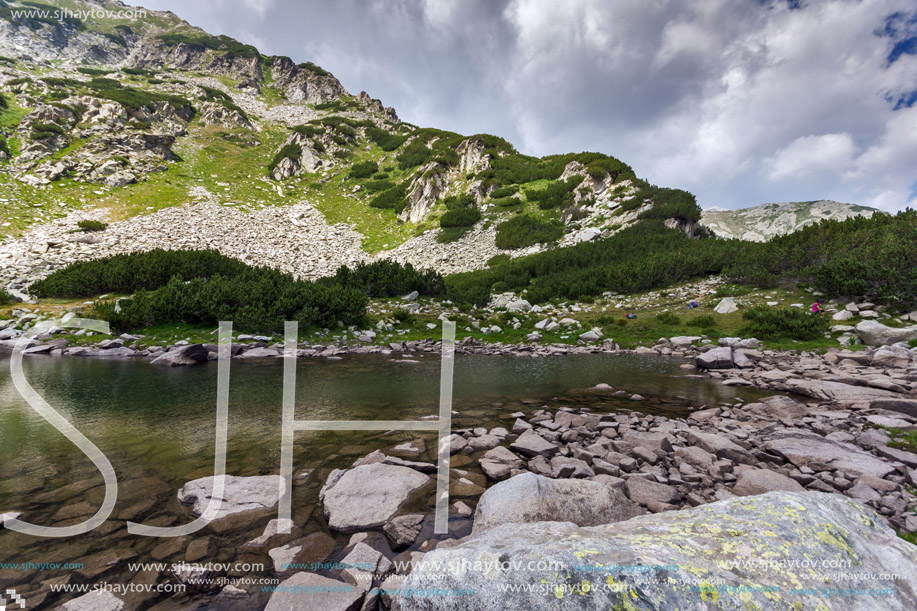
767;133;857;181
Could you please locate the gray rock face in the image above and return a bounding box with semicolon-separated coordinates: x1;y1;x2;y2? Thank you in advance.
320;463;431;532
401;491;917;611
624;476;681;505
701;200;878;241
479;446;525;481
177;474;284;524
855;320;917;346
765;431;895;478
731;468;805;496
509;430;559;457
383;513;425;550
785;378;900;402
472;473;643;534
696;346;733;369
264;572;362;611
150;343;209;367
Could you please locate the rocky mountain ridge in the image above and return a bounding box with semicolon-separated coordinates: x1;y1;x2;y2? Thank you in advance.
701;200;879;241
0;0;709;293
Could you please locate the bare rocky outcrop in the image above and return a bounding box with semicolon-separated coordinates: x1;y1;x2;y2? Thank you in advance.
270;56;346;105
199;102;252;130
702;200;879;241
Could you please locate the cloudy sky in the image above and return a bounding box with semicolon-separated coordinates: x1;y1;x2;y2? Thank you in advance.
140;0;917;211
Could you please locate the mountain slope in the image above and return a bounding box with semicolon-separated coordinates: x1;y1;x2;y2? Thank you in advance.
0;0;704;293
701;200;879;241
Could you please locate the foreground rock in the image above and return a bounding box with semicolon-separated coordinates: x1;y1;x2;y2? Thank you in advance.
472;473;643;534
402;492;917;610
320;463;430;532
264;572;362;611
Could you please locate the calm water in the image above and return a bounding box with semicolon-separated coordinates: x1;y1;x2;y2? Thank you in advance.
0;352;764;608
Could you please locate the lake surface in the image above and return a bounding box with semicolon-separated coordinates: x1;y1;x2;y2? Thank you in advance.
0;352;765;608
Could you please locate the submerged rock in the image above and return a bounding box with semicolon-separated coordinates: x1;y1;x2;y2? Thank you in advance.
177;474;284;525
320;463;431;532
401;492;917;610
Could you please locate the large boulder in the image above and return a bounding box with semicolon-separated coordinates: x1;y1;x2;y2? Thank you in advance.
765;430;896;478
400;492;917;610
150;343;209;367
177;474;284;527
320;463;431;532
696;346;733;369
509;430;559;457
479;446;525;481
731;468;805;496
855;320;917;347
785;378;900;403
472;473;643;534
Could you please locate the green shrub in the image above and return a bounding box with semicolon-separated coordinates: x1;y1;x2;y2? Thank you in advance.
487;254;511;268
267;143;301;176
737;305;828;341
909;338;917;348
77;67;112;76
370;184;408;211
727;209;917;312
0;134;8;156
446;221;741;305
392;308;415;325
364;179;394;192
93;273;365;334
490;185;519;198
299;61;331;77
526;176;584;209
396;141;433;169
157;33;260;58
437;226;471;243
76;220;108;232
655;311;681;325
350;160;379;179
0;289;16;305
688;315;716;329
292;124;323;137
30;122;65;140
636;187;701;223
366;126;408;151
122;67;153;76
328;260;443;297
440;207;480;228
494;215;564;250
491;196;521;207
333;150;352;159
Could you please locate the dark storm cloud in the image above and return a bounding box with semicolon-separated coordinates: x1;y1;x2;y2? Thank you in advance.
141;0;917;211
